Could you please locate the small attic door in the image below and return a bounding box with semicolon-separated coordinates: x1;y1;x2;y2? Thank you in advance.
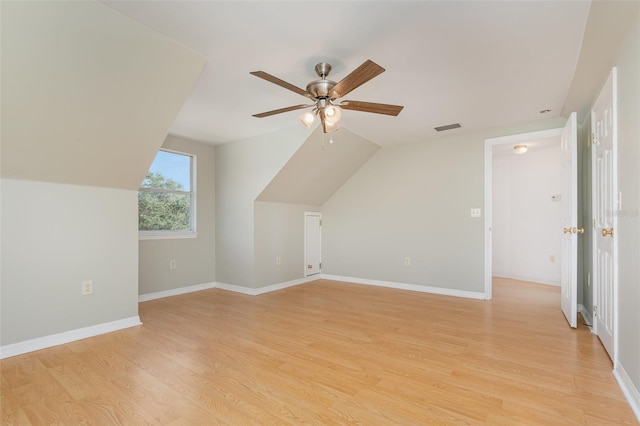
305;212;322;276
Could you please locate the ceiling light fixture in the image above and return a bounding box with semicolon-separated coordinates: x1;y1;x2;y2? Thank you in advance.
513;144;528;154
324;105;342;124
299;110;316;128
250;60;404;134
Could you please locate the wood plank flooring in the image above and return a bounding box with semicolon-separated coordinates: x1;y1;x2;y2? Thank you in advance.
1;278;637;425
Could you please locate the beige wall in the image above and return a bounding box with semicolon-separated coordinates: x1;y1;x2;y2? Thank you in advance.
215;126;309;287
0;1;204;349
1;179;139;346
322;118;565;293
254;202;320;287
139;135;216;295
613;11;640;399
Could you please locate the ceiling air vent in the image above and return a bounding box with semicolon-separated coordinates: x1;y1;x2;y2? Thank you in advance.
434;123;462;132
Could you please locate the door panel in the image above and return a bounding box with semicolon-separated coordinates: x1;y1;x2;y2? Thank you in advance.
305;213;321;276
592;67;617;360
560;112;578;328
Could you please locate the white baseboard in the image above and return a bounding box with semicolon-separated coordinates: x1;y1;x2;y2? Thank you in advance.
493;274;560;287
216;276;320;296
614;364;640;422
0;316;142;359
321;274;485;300
578;304;593;326
139;282;215;302
214;281;256;295
0;274;486;359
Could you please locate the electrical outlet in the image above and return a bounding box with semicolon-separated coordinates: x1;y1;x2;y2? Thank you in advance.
82;280;93;296
404;257;411;266
169;259;177;270
276;256;282;266
470;208;481;218
550;255;556;263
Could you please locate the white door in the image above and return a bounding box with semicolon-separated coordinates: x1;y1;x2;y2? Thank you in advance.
592;68;617;360
560;112;578;328
304;212;321;276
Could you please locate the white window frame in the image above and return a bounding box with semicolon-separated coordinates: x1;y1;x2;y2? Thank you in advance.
139;148;197;240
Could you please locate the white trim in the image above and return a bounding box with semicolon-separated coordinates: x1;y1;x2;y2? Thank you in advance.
0;316;142;359
614;364;640;422
139;231;198;240
214;282;256;295
484;127;564;300
138;282;215;302
492;274;560;287
215;276;321;296
577;304;593;326
321;275;485;300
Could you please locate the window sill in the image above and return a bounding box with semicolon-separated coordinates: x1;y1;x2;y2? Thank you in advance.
139;231;198;241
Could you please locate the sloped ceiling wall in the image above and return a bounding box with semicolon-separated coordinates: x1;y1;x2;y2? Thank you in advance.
0;1;206;190
562;1;639;120
256;127;380;206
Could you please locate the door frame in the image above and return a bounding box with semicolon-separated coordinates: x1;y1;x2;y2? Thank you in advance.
484;128;564;300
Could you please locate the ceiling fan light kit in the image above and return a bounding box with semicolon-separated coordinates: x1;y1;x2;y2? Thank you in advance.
251;59;404;133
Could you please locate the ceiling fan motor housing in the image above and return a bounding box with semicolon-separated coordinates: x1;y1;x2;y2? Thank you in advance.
306;63;336;99
306;79;336;99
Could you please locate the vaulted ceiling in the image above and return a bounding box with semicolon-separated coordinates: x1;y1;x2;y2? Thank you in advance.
102;1;592;147
1;1;206;190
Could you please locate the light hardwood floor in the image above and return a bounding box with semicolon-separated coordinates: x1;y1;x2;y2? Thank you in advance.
1;278;637;425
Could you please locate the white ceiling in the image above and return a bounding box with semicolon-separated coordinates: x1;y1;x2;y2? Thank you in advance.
101;1;591;147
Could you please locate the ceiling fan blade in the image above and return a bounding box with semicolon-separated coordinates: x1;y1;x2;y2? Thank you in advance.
250;71;313;99
252;104;313;118
340;100;404;116
329;60;385;99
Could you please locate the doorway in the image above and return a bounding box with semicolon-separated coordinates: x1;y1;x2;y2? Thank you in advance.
484;128;565;300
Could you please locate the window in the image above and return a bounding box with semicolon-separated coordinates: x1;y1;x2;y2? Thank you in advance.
139;149;196;239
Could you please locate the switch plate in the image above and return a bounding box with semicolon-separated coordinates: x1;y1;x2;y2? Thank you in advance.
169;259;177;270
550;255;556;263
82;280;93;296
470;208;481;218
276;256;282;266
404;257;411;266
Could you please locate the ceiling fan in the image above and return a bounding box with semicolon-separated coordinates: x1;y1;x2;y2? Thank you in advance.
250;59;404;133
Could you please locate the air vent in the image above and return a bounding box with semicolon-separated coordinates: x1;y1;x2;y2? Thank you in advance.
434;123;462;132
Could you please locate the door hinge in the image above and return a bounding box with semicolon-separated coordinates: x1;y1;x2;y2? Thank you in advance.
593;305;597;316
319;262;322;269
319;220;322;226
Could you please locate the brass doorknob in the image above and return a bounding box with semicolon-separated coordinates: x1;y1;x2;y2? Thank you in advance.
573;227;584;234
307;264;313;269
563;227;572;234
602;228;614;237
